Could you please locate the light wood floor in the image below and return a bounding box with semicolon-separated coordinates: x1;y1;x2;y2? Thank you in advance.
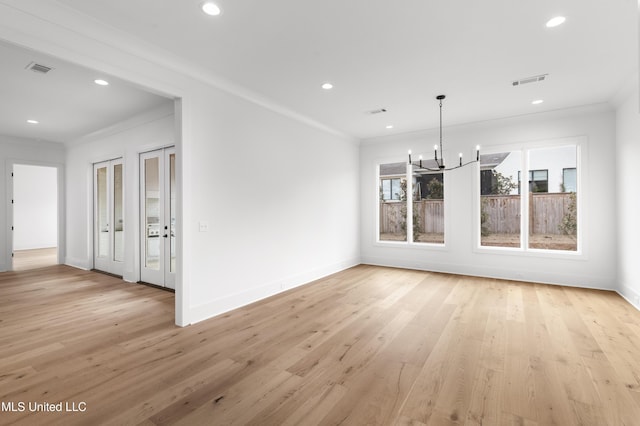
1;265;640;425
11;248;57;271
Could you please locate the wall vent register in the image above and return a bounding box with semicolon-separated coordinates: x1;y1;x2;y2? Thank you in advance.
25;62;54;74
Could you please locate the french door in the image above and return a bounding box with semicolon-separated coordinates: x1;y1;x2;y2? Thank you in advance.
140;147;176;289
94;158;124;276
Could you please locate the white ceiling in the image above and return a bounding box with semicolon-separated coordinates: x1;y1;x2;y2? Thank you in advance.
0;39;172;144
3;0;638;142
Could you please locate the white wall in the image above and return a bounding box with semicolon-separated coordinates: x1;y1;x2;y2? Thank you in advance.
616;87;640;308
0;135;65;271
0;1;360;325
66;87;360;325
181;82;360;324
361;104;617;290
13;164;57;250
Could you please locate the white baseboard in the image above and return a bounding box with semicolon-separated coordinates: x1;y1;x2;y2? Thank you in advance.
188;257;360;325
617;285;640;311
360;255;615;292
64;257;92;271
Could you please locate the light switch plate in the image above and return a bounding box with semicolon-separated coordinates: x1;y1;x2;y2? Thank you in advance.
199;221;209;232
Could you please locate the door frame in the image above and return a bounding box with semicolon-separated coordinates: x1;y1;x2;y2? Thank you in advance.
139;146;176;289
5;159;65;271
0;27;186;325
93;158;124;276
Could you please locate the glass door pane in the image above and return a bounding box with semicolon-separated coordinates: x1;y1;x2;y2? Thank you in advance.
113;163;124;262
96;166;108;257
140;147;175;288
94;159;123;276
169;153;176;273
144;157;160;270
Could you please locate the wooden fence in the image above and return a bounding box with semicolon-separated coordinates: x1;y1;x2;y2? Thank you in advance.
379;202;406;234
529;193;574;235
380;193;575;235
415;200;444;233
379;200;444;234
481;195;520;234
482;193;575;235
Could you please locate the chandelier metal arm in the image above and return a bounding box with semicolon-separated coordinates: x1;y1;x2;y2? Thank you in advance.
409;158;479;172
407;94;480;172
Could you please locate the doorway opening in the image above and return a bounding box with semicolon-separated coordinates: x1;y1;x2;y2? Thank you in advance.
11;164;58;271
0;37;185;325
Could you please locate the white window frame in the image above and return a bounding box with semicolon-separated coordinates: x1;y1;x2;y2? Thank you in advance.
474;136;585;258
375;159;448;249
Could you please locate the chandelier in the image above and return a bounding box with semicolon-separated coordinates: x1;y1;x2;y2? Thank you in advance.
408;95;479;171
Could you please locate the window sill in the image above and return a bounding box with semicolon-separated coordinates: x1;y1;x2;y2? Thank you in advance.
473;244;584;260
375;240;449;251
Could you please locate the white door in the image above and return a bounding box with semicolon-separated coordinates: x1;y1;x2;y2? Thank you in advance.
94;159;124;276
140;147;176;289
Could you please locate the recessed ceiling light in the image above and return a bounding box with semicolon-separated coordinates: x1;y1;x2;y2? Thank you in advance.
321;83;333;90
94;79;109;86
202;2;222;16
546;16;566;28
386;125;394;129
532;99;544;105
26;119;39;124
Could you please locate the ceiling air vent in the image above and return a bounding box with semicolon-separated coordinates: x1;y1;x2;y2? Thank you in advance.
512;74;547;86
25;62;54;74
367;108;387;115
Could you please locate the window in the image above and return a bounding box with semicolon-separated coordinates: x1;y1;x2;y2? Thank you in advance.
378;161;445;245
528;146;577;251
479;144;578;252
381;178;402;201
480;151;521;248
379;163;407;242
563;168;577;192
517;169;548;193
412;168;444;244
480;169;495;195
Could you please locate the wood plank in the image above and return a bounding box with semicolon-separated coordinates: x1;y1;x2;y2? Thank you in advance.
11;247;57;271
502;320;538;421
1;265;639;425
506;285;525;323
